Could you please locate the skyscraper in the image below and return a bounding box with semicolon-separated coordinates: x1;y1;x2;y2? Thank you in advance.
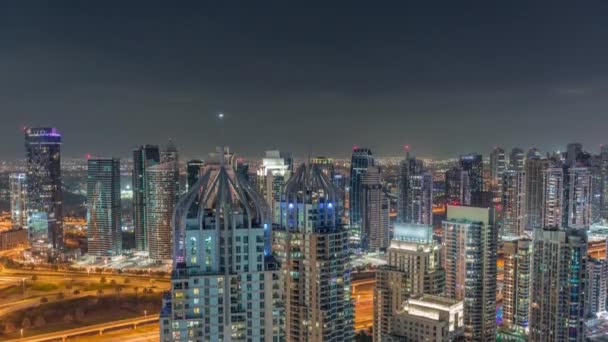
509;147;525;171
567;167;593;229
525;155;547;230
567;142;583;167
146;142;179;262
374;223;445;341
442;205;497;341
530;228;587;341
25;127;63;250
257;150;292;223
361;166;389;251
186;159;204;190
274;164;353;341
132;144;160;251
445;167;470;206
587;258;607;317
398;154;433;225
600;145;608;220
161;151;284;341
349;147;374;242
502;170;526;237
501;237;532;334
490;147;506;193
87;158;122;258
9;173;27;229
459;153;483;194
541;167;565;229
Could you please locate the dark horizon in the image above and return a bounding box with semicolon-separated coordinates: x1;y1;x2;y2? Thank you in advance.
2;1;608;160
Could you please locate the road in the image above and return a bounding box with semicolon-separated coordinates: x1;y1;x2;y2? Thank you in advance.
7;315;158;341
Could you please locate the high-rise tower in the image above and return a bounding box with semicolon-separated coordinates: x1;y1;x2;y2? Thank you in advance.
87;158;122;258
509;147;525;171
502;170;526;237
349;148;374;243
274;164;353;341
361;166;389;251
186;159;204;191
490;147;506;193
442;205;497;341
160;150;284;341
398;154;433;225
9;173;27;229
459;153;483;194
146;143;180;262
25;127;63;250
530;228;587;341
132;144;160;251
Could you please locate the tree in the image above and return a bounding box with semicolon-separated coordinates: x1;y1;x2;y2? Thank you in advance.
31;275;38;282
100;276;107;284
134;287;139;296
110;279;116;286
73;289;80;295
40;297;48;303
57;292;65;300
123;278;130;284
97;289;103;296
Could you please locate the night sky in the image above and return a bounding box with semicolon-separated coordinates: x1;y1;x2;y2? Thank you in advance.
2;1;608;160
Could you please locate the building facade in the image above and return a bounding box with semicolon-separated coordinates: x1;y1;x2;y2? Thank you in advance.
9;173;27;229
132;144;160;251
530;228;587;341
398;154;433;225
442;205;497;341
87;158;122;257
274;163;353;341
25;127;63;250
501;237;532;334
502;170;526;237
160;153;284;341
349;148;374;241
361;166;389;251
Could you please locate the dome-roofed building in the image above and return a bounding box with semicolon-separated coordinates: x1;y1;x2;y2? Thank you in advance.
273;163;354;341
160;148;284;342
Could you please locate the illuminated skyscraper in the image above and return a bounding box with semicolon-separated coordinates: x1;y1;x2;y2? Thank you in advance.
349;147;374;242
186;159;204;190
146;142;180;262
9;173;27;229
398;154;433;225
132;144;160;251
501;237;532;334
257;150;292;223
502;170;526;237
530;228;587;341
25;127;63;250
587;258;607;316
600;145;608;220
459;153;483;194
361;166;389;251
541;167;565;229
374;223;445;341
87;158;122;258
567;167;593;229
445;167;470;205
442;205;497;341
525;155;548;230
509;147;525;171
490;147;506;192
274;164;353;341
161;150;284;341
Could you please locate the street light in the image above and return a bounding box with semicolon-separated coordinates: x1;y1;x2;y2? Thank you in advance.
20;328;23;339
21;278;25;297
144;310;147;318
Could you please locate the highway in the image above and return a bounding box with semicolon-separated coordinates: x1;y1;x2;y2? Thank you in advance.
353;276;375;331
6;315;159;341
